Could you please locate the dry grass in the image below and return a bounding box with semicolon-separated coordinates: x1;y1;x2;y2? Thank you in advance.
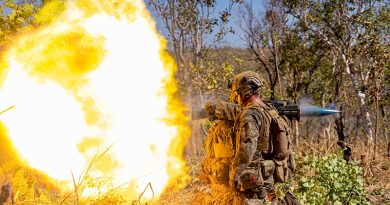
158;135;390;205
295;136;390;204
158;183;199;205
0;163;63;204
352;142;390;204
1;135;389;204
0;145;138;205
157;152;205;205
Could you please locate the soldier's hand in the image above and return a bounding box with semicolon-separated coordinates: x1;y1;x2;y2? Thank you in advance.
204;102;216;116
229;179;241;192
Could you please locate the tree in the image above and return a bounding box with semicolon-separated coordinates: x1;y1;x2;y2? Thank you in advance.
280;26;331;103
283;0;389;142
0;0;41;46
147;0;242;101
238;0;287;100
148;0;243;155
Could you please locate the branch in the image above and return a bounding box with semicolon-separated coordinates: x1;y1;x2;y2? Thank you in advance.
287;11;338;50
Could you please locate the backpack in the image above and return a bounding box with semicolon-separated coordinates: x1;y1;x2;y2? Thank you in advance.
238;105;297;190
264;108;296;183
201;120;235;185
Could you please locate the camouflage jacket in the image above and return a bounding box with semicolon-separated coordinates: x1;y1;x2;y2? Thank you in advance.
229;102;274;184
212;101;241;121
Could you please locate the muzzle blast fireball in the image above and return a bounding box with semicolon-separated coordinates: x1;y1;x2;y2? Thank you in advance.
0;0;190;203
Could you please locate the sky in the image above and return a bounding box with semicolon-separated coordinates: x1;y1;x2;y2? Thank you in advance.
0;0;266;47
146;0;266;48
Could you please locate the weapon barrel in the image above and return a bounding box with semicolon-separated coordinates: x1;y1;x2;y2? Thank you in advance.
191;107;209;120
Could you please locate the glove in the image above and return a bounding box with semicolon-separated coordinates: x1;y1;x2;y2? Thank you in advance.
204;102;216;117
230;179;242;192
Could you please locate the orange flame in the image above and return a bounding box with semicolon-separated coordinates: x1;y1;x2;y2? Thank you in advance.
0;0;189;202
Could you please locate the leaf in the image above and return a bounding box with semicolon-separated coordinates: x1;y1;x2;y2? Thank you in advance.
302;182;310;188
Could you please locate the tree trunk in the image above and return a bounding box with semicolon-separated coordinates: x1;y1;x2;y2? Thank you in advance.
382;106;390;157
292;119;299;146
342;54;373;142
270;82;276;100
386;135;390;157
335;106;352;162
373;87;380;160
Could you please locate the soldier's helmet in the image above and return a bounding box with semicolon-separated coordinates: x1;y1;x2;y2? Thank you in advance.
228;71;263;105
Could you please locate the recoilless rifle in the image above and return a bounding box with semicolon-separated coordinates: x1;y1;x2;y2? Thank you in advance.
192;100;340;121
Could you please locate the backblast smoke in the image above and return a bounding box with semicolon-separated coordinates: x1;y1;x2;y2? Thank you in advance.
299;98;341;117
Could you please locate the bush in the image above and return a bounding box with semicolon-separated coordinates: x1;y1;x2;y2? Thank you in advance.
294;153;368;205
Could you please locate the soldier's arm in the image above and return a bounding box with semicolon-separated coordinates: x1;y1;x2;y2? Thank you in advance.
214;101;241;121
229;112;259;186
204;101;241;121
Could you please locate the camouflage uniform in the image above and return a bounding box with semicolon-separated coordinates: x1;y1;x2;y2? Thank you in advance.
230;102;276;200
199;101;243;185
227;71;300;205
201;119;234;185
195;79;300;204
204;101;241;122
194;103;245;205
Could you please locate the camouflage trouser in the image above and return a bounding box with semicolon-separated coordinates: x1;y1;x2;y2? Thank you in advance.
282;192;301;205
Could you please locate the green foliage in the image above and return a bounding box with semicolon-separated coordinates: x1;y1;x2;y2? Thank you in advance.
383;67;390;105
280;27;333;103
191;61;235;101
34;0;65;25
0;0;40;44
295;154;368;205
0;0;67;46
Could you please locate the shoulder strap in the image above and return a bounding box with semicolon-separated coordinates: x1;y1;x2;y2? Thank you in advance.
268;109;278;118
252;104;279;122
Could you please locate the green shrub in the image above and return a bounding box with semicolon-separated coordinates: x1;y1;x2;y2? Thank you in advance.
294;153;368;205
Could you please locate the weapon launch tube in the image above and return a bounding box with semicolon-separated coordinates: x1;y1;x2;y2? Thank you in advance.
264;100;300;121
262;100;341;119
191;107;209;120
191;100;340;121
